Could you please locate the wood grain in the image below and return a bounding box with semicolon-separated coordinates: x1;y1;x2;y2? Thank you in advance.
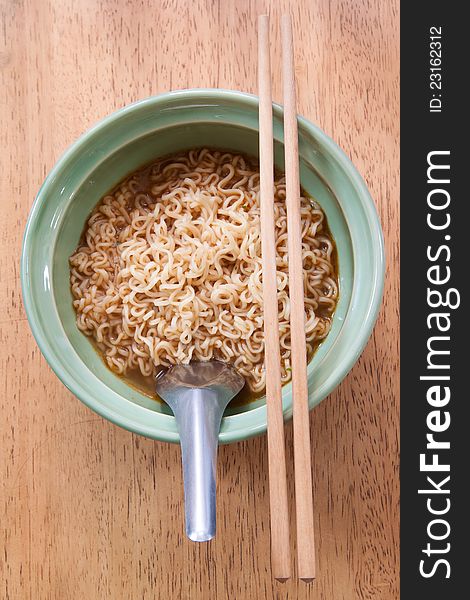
0;0;399;598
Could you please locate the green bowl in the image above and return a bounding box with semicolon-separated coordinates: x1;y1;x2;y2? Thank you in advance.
21;89;384;444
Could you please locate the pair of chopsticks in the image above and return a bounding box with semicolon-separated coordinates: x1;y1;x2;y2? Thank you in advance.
258;14;316;582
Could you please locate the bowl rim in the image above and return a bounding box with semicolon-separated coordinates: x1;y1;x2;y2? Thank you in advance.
21;88;385;443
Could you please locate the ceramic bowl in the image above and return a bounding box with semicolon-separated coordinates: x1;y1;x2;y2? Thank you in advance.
21;89;384;443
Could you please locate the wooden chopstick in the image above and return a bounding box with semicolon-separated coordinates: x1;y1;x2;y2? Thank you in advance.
258;14;291;582
281;14;316;582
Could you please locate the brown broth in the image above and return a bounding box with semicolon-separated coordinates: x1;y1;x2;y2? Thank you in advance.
100;351;264;407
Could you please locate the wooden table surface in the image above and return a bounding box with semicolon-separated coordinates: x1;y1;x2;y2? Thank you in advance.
0;1;399;598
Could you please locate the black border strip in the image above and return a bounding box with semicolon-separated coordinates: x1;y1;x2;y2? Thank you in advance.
400;3;465;597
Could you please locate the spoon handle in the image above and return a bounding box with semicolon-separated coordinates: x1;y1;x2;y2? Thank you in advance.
172;389;224;542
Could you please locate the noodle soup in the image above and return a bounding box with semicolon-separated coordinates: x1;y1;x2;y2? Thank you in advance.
69;149;338;403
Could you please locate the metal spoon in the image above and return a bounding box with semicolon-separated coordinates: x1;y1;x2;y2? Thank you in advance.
156;361;244;542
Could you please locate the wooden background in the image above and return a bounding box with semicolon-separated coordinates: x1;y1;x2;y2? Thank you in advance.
0;0;399;598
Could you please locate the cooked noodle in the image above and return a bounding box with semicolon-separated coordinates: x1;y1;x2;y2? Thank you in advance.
70;149;338;393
